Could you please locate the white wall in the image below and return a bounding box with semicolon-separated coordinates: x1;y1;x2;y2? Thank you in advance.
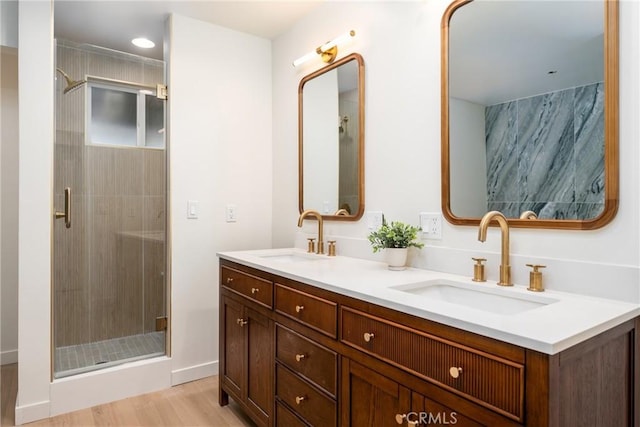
16;1;54;423
1;46;19;365
272;1;640;302
16;9;272;424
449;97;487;217
303;69;339;214
168;13;273;384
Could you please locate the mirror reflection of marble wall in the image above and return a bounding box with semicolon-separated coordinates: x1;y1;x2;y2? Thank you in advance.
485;82;604;219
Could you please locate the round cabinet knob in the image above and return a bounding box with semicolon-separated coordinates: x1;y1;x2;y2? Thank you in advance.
295;396;306;405
363;332;375;342
226;277;233;284
449;366;462;379
295;305;304;313
251;287;259;294
295;354;306;362
395;414;418;425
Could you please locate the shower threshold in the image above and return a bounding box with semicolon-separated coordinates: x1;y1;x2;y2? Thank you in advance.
54;331;165;378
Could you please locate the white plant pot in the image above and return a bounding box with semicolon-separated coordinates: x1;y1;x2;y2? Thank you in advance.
385;247;408;271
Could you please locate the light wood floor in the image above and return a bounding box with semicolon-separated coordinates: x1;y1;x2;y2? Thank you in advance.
1;364;255;426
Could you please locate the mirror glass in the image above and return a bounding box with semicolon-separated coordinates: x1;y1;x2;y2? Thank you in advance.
442;0;618;229
299;53;364;220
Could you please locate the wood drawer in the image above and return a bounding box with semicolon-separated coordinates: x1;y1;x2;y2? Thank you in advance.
276;400;308;427
221;266;273;308
340;306;524;422
276;324;337;397
275;284;337;337
276;364;336;427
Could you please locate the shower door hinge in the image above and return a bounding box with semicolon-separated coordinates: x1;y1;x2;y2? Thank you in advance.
156;84;168;100
156;316;168;331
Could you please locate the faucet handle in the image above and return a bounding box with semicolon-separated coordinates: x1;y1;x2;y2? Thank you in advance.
471;257;487;282
327;240;336;257
526;264;546;292
307;238;316;253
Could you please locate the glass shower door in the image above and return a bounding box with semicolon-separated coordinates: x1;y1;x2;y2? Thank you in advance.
53;40;168;378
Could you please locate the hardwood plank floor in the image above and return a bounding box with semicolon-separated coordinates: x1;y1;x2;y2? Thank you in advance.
1;364;255;426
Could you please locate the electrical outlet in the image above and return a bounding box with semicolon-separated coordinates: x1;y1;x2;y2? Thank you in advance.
226;204;237;222
367;211;384;230
420;212;442;240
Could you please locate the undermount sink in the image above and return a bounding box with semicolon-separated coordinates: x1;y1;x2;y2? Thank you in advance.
255;250;325;263
391;279;558;315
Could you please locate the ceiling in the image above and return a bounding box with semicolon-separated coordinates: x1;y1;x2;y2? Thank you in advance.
449;0;604;106
54;1;323;60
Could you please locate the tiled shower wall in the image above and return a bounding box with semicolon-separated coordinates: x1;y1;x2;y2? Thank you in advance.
54;41;166;347
338;89;359;214
485;82;604;219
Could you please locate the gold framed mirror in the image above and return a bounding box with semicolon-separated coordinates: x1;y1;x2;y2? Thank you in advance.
441;0;618;229
299;53;365;220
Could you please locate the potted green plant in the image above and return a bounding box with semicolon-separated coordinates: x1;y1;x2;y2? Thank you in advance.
367;217;424;270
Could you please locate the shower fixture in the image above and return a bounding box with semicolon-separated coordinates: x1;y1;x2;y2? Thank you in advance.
56;67;86;94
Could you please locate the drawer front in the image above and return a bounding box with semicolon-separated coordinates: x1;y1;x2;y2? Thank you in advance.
275;284;337;337
221;266;273;308
276;324;337;396
341;307;524;422
276;364;337;427
276;401;308;427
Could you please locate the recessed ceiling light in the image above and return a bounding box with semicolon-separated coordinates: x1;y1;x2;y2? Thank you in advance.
132;38;155;49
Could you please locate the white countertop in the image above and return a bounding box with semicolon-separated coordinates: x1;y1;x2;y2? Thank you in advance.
218;248;640;355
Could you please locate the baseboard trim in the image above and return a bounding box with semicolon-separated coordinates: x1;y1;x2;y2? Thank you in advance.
1;349;18;365
15;399;50;426
171;360;218;386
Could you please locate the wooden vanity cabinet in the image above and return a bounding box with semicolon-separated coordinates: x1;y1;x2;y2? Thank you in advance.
218;259;639;427
219;265;275;427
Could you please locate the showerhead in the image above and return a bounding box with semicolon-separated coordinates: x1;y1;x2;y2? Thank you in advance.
56;68;86;94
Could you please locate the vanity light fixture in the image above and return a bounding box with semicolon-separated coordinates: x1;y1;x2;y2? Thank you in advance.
292;30;356;67
132;37;155;49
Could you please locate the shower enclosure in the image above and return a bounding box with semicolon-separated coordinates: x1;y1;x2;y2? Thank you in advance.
53;40;168;378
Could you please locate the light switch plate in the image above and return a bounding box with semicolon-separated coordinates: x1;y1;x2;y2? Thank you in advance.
187;200;199;219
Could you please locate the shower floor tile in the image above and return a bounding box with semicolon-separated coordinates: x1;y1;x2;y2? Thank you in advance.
54;331;165;377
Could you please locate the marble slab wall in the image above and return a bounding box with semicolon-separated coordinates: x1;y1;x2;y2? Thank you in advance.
485;82;604;219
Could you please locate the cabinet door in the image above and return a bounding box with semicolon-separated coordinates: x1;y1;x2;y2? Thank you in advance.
342;359;411;427
246;306;274;421
221;295;245;398
411;392;484;427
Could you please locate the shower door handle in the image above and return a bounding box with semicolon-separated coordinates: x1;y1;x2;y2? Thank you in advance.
55;187;71;229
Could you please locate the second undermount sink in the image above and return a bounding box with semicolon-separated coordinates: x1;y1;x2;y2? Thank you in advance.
391;279;558;315
255;250;325;263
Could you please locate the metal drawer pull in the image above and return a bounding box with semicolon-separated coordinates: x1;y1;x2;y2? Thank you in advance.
251;287;259;294
449;366;462;378
295;396;306;405
226;277;234;284
295;305;304;313
395;414;418;425
295;354;306;362
363;332;375;342
237;318;248;326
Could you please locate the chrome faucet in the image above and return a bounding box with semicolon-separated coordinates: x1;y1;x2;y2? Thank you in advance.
478;211;512;286
297;210;324;254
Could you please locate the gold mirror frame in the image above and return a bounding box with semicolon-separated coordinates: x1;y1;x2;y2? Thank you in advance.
298;53;365;221
441;0;618;230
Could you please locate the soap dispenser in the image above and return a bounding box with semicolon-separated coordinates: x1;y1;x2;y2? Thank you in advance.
526;264;546;292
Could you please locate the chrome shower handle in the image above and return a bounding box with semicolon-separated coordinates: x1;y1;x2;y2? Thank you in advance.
55;187;71;229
